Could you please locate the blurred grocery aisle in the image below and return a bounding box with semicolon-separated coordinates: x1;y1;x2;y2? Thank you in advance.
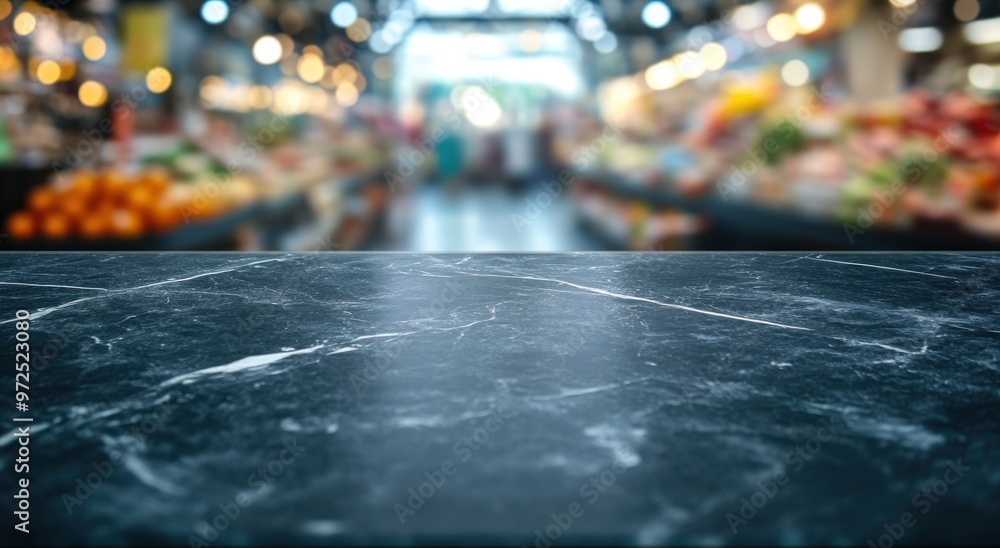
1;0;999;251
380;182;604;252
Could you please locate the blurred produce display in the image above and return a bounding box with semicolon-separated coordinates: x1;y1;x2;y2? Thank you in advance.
0;0;998;251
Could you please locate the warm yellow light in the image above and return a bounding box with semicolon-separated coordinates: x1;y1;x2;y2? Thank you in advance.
274;80;307;115
78;80;108;108
146;67;172;93
200;75;224;101
82;36;107;61
253;35;283;65
794;3;826;34
297;53;325;84
302;45;323;57
767;13;798;42
335;82;358;107
36;59;60;84
0;47;18;73
781;59;810;86
644;60;681;91
0;1;13;20
700;42;728;71
346;19;371;42
13;12;36;35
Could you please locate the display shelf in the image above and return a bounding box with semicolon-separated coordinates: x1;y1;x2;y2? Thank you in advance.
576;170;1000;251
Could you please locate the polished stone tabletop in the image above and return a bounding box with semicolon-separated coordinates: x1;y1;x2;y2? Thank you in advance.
0;253;997;546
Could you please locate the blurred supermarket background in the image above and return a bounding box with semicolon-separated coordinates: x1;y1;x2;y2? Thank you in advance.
1;0;999;251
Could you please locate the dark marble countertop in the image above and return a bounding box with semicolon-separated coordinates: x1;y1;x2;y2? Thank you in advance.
0;253;998;546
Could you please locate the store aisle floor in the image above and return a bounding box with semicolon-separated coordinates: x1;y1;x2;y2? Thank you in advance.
380;182;603;252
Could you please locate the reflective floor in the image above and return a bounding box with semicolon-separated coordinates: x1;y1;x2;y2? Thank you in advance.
380;182;603;252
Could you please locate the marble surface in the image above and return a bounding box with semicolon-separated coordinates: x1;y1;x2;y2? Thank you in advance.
0;253;998;546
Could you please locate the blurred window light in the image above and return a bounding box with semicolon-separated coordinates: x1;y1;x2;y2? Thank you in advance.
369;31;392;54
889;0;918;7
331;2;358;28
964;17;1000;44
955;0;980;23
732;3;768;31
594;32;617;54
641;1;671;29
498;0;572;16
898;27;943;52
766;13;798;42
519;28;542;53
201;0;229;25
576;15;607;41
253;36;282;65
383;20;407;45
465;32;508;57
460;87;502;128
969;63;1000;90
781;59;810;86
415;0;489;17
794;3;825;35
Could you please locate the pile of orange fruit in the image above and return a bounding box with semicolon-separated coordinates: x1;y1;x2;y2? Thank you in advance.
5;169;186;241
